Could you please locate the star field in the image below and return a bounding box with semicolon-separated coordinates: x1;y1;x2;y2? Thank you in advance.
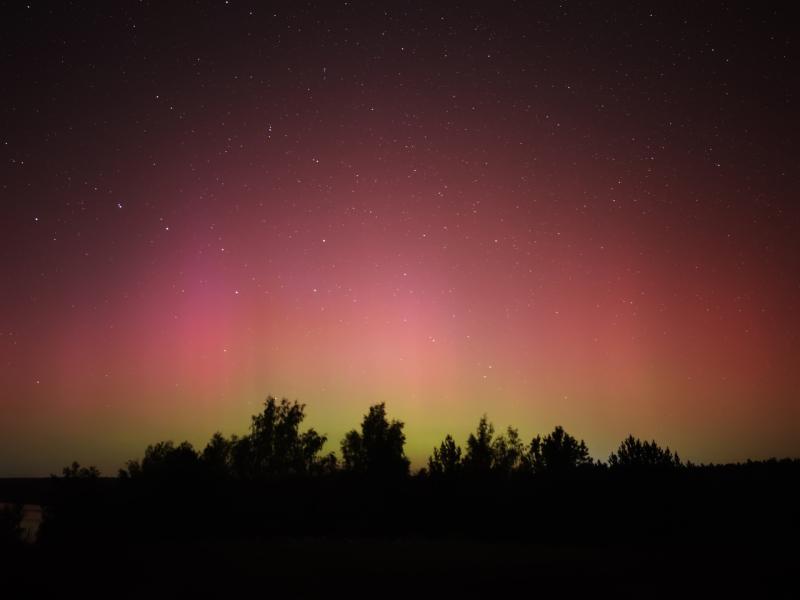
1;2;798;474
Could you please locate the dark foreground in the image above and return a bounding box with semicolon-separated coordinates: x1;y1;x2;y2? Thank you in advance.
2;462;799;599
5;536;798;599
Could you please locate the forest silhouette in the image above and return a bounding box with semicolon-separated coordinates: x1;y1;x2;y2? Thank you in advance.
2;396;799;597
114;397;683;482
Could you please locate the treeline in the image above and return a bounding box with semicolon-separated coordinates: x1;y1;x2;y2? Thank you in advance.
83;397;684;483
6;398;798;599
17;396;798;550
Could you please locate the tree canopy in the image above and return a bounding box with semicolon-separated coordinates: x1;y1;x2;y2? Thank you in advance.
341;403;409;478
111;397;693;483
526;425;593;473
59;461;100;479
428;434;462;477
431;418;591;478
246;396;330;477
608;435;682;469
462;415;496;474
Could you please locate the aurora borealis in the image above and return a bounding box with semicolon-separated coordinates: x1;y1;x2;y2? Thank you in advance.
1;2;798;476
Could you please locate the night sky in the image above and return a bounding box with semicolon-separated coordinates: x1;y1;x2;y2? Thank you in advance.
2;2;798;476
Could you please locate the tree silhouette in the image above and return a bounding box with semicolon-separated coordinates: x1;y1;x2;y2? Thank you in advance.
229;434;254;479
247;396;328;477
428;434;462;477
462;415;495;474
24;387;800;574
315;450;339;475
119;458;141;479
456;417;525;476
59;461;100;479
492;426;525;476
340;403;409;478
124;440;201;479
340;430;362;472
608;435;682;469
201;432;234;477
525;426;592;474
